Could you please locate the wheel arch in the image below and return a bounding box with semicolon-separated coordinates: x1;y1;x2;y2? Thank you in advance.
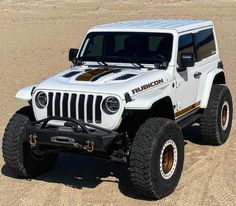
118;95;175;135
150;96;175;120
213;71;226;85
119;95;175;133
125;90;175;120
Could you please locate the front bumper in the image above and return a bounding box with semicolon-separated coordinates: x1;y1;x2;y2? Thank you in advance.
26;116;119;152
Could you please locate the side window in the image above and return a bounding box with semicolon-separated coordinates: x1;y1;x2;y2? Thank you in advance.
195;28;216;61
177;34;194;66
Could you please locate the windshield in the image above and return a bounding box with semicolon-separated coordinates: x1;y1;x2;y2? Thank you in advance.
79;32;173;64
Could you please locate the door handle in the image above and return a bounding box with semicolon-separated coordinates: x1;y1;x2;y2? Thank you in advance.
194;71;202;79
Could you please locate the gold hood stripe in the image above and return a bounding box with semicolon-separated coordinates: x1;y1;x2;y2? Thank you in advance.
76;68;111;81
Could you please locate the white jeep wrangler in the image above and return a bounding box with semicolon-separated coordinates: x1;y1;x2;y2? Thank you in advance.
2;19;233;199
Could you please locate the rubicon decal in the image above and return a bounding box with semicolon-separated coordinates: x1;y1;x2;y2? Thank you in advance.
132;79;164;94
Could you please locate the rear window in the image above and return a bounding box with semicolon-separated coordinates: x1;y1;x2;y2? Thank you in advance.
195;28;216;61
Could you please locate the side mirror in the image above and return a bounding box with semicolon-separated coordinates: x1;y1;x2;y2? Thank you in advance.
69;48;79;62
178;53;195;72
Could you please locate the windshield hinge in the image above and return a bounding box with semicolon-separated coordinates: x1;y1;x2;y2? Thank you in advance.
154;62;168;70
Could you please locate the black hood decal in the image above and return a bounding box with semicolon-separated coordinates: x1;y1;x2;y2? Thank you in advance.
114;73;137;80
63;71;81;78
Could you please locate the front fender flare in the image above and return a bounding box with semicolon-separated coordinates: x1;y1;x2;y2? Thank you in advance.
125;90;170;110
15;85;37;101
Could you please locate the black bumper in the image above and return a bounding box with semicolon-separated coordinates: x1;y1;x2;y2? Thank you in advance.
26;116;119;152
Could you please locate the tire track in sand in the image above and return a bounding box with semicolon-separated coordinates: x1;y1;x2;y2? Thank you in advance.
207;127;236;206
174;146;218;205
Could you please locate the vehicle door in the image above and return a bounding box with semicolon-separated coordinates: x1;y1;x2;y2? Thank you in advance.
175;33;201;118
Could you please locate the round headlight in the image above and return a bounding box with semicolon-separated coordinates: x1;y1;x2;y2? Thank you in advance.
35;91;47;109
102;96;120;114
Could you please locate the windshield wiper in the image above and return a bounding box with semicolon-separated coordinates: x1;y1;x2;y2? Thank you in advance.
79;56;109;66
131;62;144;68
97;61;108;66
108;56;145;68
122;57;144;68
91;57;108;66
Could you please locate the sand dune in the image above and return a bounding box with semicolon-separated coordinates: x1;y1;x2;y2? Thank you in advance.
0;0;236;205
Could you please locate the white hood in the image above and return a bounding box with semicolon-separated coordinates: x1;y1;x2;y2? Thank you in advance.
34;65;170;99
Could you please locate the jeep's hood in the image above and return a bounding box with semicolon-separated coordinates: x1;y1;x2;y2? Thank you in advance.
34;65;171;99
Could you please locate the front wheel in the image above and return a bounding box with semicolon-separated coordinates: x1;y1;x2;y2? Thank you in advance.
2;106;58;178
130;118;184;199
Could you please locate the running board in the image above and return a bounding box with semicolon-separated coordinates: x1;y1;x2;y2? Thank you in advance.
177;112;202;129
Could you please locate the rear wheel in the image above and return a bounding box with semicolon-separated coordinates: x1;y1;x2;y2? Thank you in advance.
2;106;58;178
130;118;184;199
199;85;233;145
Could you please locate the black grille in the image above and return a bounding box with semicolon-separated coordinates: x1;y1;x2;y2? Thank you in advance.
46;92;102;124
87;95;94;123
79;94;85;121
95;96;102;123
55;93;61;117
70;94;77;119
62;93;69;117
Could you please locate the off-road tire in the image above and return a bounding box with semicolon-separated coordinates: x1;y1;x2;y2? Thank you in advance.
130;118;184;199
2;106;58;178
199;85;233;145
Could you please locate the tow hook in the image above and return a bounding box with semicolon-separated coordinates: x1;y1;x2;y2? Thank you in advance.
29;134;37;147
83;141;95;152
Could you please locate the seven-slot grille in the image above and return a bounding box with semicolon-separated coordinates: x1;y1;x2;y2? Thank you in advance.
47;92;103;123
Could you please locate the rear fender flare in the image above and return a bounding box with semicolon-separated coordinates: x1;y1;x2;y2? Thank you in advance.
200;69;225;108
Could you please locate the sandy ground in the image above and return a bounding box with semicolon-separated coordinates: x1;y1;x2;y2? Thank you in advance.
0;0;236;205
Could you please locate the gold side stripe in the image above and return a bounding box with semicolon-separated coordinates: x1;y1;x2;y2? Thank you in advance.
175;101;201;118
76;68;111;81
